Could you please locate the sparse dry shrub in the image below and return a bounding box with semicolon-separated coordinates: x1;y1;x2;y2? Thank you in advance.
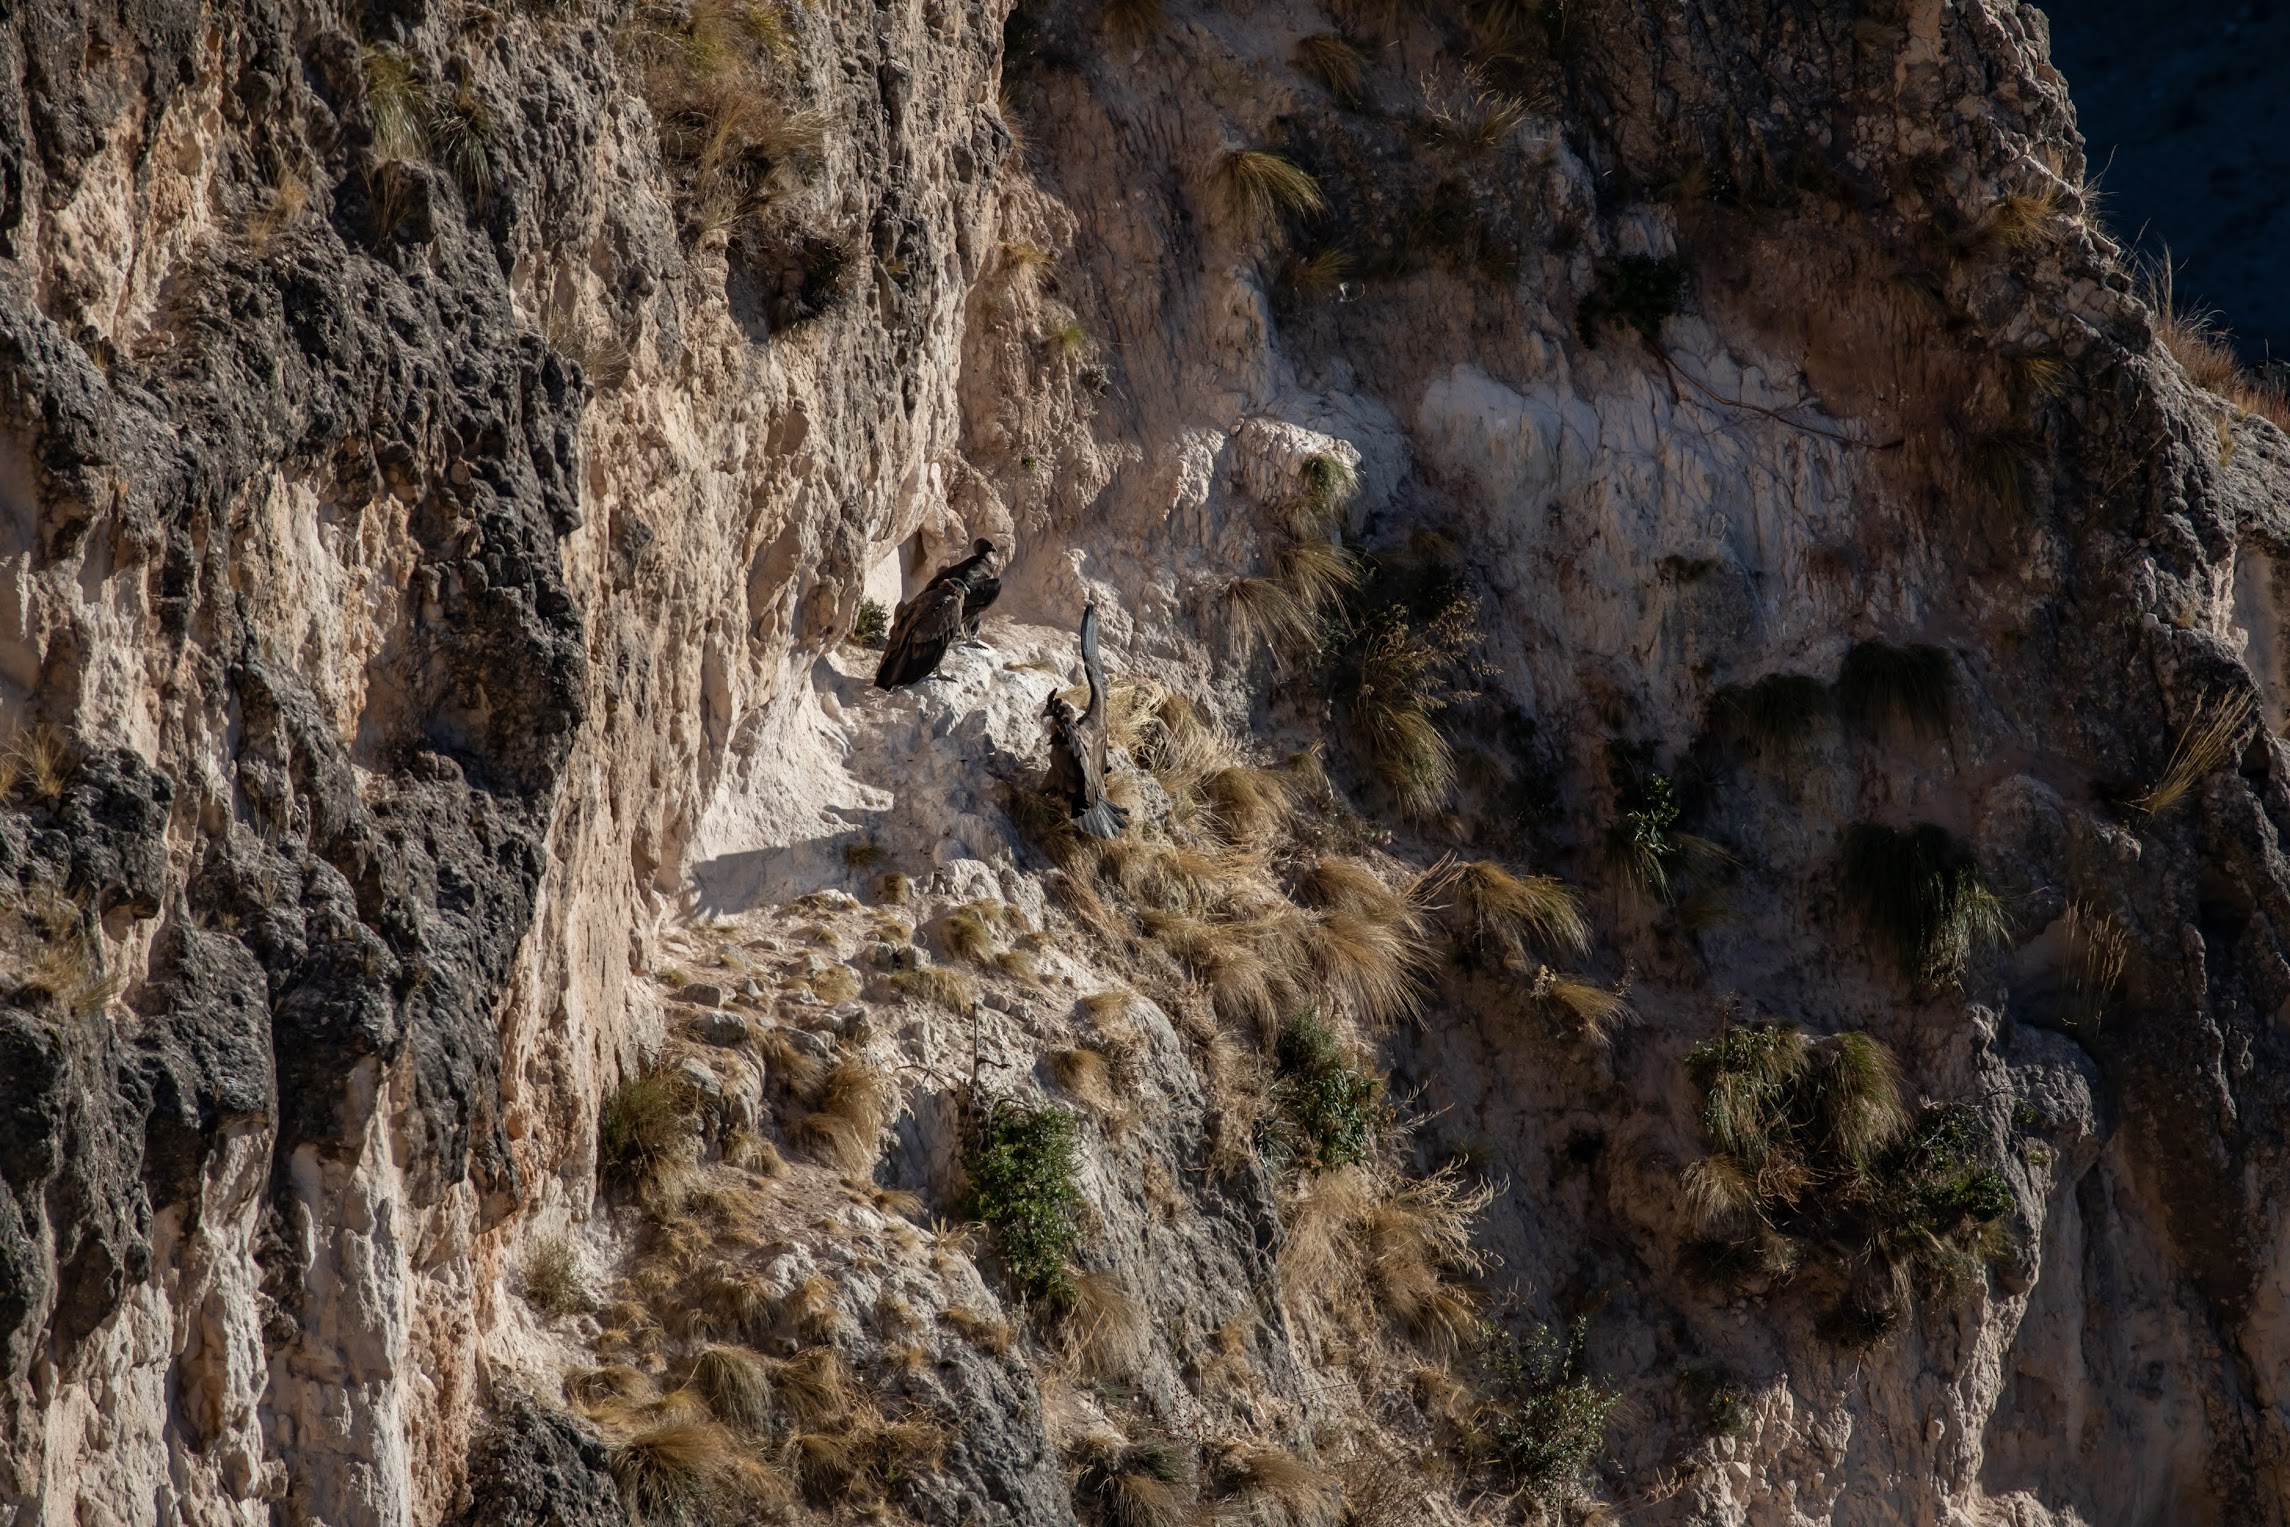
620;0;817;239
2132;688;2258;818
520;1236;592;1319
686;1344;774;1432
1072;1435;1193;1527
792;1060;896;1171
1415;63;1526;154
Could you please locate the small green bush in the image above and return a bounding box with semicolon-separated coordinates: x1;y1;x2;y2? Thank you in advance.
964;1095;1084;1305
1577;255;1684;347
1602;743;1726;903
1265;1014;1381;1172
1484;1318;1621;1504
1840;822;2006;984
850;598;889;648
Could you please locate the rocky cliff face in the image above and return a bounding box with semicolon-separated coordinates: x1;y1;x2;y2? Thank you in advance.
2;2;2287;1525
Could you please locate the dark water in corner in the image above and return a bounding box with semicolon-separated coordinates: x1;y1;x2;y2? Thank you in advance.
2043;0;2290;365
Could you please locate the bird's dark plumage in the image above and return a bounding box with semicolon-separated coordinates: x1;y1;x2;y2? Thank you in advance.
1043;602;1130;839
874;539;1003;689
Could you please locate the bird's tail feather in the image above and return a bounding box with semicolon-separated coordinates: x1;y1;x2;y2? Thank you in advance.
1074;799;1129;841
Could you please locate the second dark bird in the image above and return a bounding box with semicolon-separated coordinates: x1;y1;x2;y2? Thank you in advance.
874;538;1004;689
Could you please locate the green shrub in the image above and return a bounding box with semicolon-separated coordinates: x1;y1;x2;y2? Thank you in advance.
1683;1025;2015;1342
964;1095;1084;1304
850;598;889;648
1837;641;1952;739
1265;1014;1381;1172
1602;744;1727;903
1484;1318;1621;1504
1577;255;1684;347
1840;822;2006;984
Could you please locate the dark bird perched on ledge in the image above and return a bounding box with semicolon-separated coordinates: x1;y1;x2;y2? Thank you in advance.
1043;602;1130;840
875;538;1003;689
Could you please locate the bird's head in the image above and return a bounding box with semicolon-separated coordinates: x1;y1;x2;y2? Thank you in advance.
974;537;1002;566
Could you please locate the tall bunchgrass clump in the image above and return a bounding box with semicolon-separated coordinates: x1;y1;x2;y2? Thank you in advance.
1840;823;2007;985
520;1236;592;1318
1837;641;1952;740
2145;256;2290;431
620;0;818;238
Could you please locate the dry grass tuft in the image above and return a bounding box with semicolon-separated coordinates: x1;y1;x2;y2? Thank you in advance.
4;726;75;801
2144;258;2290;429
599;1071;696;1193
1218;149;1325;231
1073;1435;1193;1527
773;1345;852;1427
1218;1445;1338;1527
1058;1268;1148;1377
1294;33;1367;107
520;1236;591;1319
1103;0;1166;45
1439;858;1589;962
608;1418;739;1524
890;963;977;1014
1047;1046;1121;1118
1282;1164;1488;1353
756;1027;827;1099
1529;968;1635;1049
940;1305;1015;1355
2063;900;2130;1030
2132;688;2258;818
686;1344;774;1432
792;1060;896;1171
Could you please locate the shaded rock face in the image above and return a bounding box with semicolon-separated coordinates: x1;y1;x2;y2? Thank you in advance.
0;2;2287;1527
2043;0;2290;364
